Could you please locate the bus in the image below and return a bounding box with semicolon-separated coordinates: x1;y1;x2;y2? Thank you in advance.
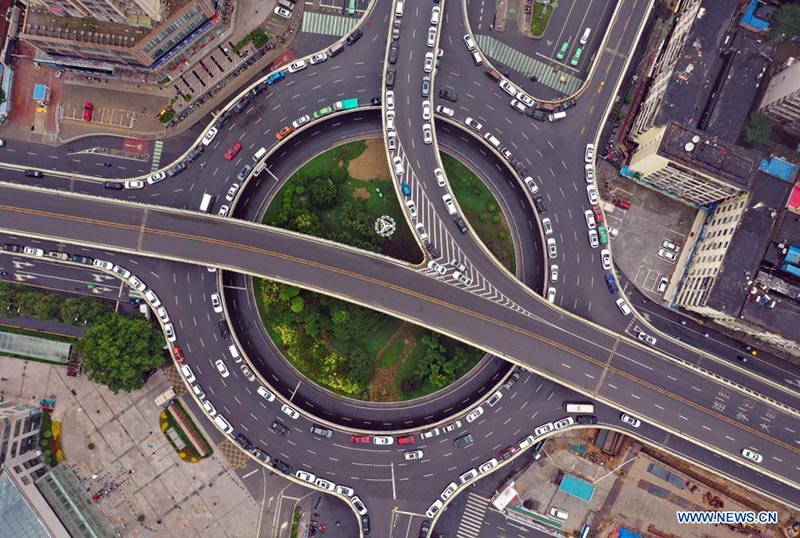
564;402;594;413
334;98;359;111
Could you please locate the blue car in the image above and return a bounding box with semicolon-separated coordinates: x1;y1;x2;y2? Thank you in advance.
605;273;618;294
266;71;285;85
400;181;411;197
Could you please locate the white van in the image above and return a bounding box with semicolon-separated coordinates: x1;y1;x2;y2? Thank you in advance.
548;111;567;122
228;344;242;363
471;51;483;66
395;1;404;17
564;402;595;413
214;414;233;435
550;507;568;520
580;28;592;45
253;147;267;162
199;193;214;213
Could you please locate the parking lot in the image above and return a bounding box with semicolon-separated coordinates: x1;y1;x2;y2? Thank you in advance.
465;0;617;99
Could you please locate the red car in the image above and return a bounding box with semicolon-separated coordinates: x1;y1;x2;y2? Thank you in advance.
498;446;517;461
351;435;371;444
82;102;93;122
592;204;604;223
224;141;242;160
172;346;185;363
397;435;415;445
613;197;631;209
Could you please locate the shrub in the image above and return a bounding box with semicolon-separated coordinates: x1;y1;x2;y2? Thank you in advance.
491;214;502;224
88;443;96;450
479;212;489;222
498;230;508;239
137;514;146;523
487;202;497;213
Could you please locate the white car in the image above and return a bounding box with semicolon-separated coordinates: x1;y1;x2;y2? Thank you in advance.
315;478;336;491
546;287;556;303
257;385;276;402
287;59;307;73
430;5;440;24
553;417;574;429
426;499;443;518
124;180;144;190
442;193;456;215
386;90;395;111
542;217;553;235
291;115;310;129
662;240;680;252
156;306;170;323
440;481;458;501
584;209;596;230
93;259;114;270
427;26;437;48
657;277;669;294
584;163;595;183
423;52;434;73
164;323;176;342
436;105;454;116
588;229;599;248
658;248;677;261
509;99;526;113
146;171;166;185
404;450;424;461
144;289;161;307
225;183;240;202
586;184;598;205
112;265;131;279
465;406;484;423
585;143;595;163
516;92;535;107
547;237;557;259
406;199;417;218
550;264;559;283
335;485;355;497
415;222;428;241
620;413;641;428
202;400;217;417
281;404;300;419
499;80;518;97
517;435;536;450
202;127;218;146
421;99;430;120
427;260;446;275
478;458;498;473
373;436;394;445
459;469;479;484
180;364;195;383
127;275;146;292
214;414;233;434
296;470;316;483
210;292;223;313
741;448;763;463
434;168;446;187
601;249;612;270
524;176;539;195
310;52;327;64
534;422;554;436
217;205;229;217
392;155;404;176
351;496;368;516
486;390;503;407
386;110;396;130
452;271;472;286
637;332;657;346
465;117;482;131
422;123;433;144
214;359;229;378
420;427;441;439
463;34;476;51
274;5;292;18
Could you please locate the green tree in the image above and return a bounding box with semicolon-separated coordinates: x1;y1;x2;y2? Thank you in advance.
76;313;165;393
330;166;347;184
290;296;305;314
346;348;373;386
308;178;338;209
61;297;110;325
743;111;772;148
770;4;800;41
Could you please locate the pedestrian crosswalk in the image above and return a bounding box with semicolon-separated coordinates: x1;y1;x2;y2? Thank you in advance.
456;493;490;538
474;34;584;95
301;12;360;36
150;140;164;172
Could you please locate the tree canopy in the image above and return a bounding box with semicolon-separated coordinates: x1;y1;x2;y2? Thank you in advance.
76;313;165;393
770;4;800;41
742;111;772;148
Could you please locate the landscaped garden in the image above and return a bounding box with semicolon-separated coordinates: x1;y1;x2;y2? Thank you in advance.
531;1;555;37
257;140;515;401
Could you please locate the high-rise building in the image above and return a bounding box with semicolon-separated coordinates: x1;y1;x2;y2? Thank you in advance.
759;59;800;135
0;399;42;468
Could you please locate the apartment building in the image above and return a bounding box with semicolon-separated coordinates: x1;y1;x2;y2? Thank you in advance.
20;0;161;25
759;59;800;135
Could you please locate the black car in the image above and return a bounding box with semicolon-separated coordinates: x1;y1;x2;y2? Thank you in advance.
453;215;468;234
424;241;440;258
576;415;597;425
236;433;253;450
389;42;399;64
272;459;294;475
513;160;528;175
215;112;231;129
453;433;473;448
419;521;431;538
526;108;547;122
167;161;187;177
346;28;363;45
386;69;396;89
438;89;458;102
24;170;43;178
233;97;250;113
218;319;231;339
70;254;94;265
362;515;370;536
421;75;430;97
558;98;577;111
103;181;124;190
271;420;290;437
534;195;546;213
531;439;545;460
251;447;269;462
186;145;205;162
2;243;22;253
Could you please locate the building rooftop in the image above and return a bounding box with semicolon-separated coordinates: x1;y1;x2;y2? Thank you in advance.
655;0;741;129
659;122;756;190
22;9;148;48
0;473;51;538
706;172;793;318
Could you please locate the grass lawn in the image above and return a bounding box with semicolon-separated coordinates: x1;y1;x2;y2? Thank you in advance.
531;3;554;37
394;329;434;398
441;154;516;272
377;337;405;369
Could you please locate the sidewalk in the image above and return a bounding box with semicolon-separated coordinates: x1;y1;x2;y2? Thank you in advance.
0;315;86;338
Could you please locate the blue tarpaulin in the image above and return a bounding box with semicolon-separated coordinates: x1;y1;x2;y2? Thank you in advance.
741;0;770;32
759;156;797;182
559;474;595;502
786;246;800;265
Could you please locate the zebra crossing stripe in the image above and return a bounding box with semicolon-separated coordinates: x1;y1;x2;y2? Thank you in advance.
150;141;164;172
455;493;489;538
474;35;583;95
301;12;359;36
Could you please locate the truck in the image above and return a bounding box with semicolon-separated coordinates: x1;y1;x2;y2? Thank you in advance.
334;98;359;111
199;193;214;213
